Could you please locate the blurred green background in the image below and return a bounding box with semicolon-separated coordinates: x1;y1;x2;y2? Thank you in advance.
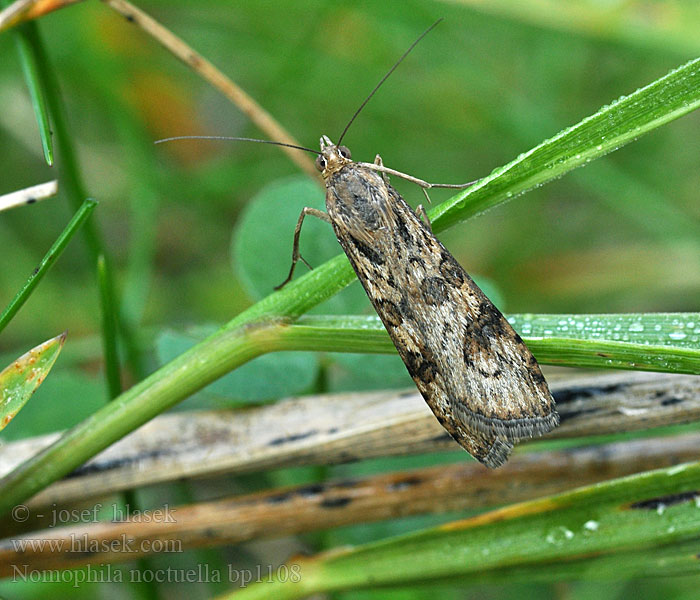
0;0;699;598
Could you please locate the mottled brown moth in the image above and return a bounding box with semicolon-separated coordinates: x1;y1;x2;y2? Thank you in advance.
277;135;558;467
159;21;559;467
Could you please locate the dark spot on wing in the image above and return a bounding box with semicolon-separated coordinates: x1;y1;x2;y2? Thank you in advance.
478;368;502;378
404;350;437;384
333;479;359;489
421;276;449;305
439;252;465;287
529;368;547;386
352;191;381;228
394;211;413;245
348;234;384;265
398;294;414;322
377;299;403;328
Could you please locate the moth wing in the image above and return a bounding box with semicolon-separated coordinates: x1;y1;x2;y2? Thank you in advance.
326;166;557;465
411;371;514;468
402;246;559;441
443;251;559;441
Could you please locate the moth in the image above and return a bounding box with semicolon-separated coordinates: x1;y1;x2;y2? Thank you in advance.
276;135;558;467
159;21;559;467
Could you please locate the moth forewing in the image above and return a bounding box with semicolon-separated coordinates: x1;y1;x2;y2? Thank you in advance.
313;137;558;467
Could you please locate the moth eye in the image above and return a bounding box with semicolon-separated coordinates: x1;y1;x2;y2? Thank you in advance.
315;155;327;171
338;146;352;160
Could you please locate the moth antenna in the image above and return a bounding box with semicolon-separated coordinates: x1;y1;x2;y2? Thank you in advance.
336;18;443;146
154;135;321;155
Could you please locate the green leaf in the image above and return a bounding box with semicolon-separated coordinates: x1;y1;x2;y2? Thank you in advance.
0;370;107;441
0;332;65;431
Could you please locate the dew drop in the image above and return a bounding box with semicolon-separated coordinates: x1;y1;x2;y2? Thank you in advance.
583;520;599;532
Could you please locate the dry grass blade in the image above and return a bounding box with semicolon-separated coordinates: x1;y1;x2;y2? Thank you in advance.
0;372;697;511
0;0;35;31
0;180;57;212
2;429;699;575
101;0;318;179
0;0;83;31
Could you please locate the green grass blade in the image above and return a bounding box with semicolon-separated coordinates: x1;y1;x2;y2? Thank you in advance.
429;57;700;232
0;332;66;431
9;16;53;165
96;254;121;399
279;313;700;375
0;198;98;334
228;461;700;599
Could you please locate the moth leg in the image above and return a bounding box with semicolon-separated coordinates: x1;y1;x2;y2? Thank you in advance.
358;161;481;191
374;154;390;185
274;207;331;290
415;204;433;233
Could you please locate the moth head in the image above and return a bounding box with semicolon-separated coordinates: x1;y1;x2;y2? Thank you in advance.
316;136;352;177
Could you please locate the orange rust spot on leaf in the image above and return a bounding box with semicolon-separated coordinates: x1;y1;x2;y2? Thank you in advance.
439;497;561;531
3;413;14;426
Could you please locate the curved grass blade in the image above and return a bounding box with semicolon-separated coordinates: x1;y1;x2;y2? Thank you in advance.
228;460;700;599
0;332;66;430
430;57;700;232
9;14;54;165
